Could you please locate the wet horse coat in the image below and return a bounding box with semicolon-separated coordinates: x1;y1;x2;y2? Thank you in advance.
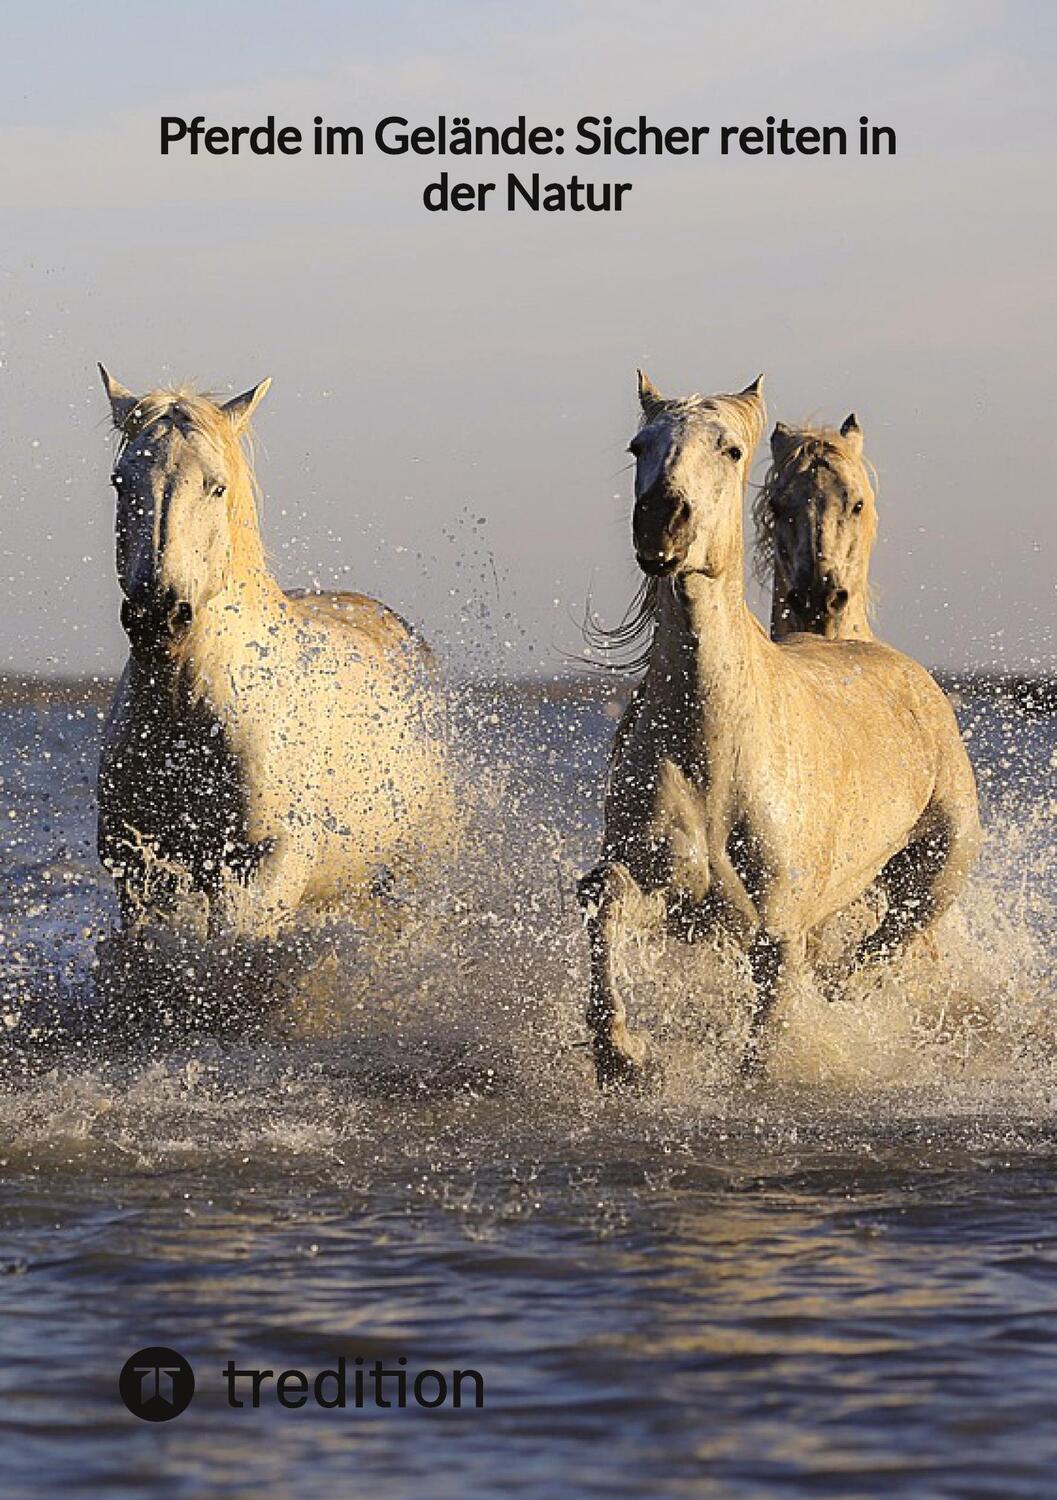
579;373;980;1084
97;370;454;939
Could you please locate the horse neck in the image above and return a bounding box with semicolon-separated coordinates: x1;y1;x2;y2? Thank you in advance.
652;558;763;717
206;476;280;616
225;465;271;581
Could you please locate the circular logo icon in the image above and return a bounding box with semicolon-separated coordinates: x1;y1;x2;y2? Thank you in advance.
119;1346;195;1422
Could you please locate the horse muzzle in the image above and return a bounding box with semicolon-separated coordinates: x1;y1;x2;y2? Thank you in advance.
785;580;849;634
633;493;692;578
121;589;194;657
635;550;680;577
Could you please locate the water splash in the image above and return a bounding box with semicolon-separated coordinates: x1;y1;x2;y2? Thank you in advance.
0;681;1054;1176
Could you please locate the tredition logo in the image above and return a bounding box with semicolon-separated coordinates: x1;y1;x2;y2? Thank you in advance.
117;1347;484;1419
119;1347;196;1422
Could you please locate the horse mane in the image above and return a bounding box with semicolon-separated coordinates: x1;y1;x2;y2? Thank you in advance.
751;424;878;589
582;576;662;674
655;389;768;454
584;389;763;674
112;386;266;575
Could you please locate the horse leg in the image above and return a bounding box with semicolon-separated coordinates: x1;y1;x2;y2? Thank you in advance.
740;929;805;1077
215;836;309;940
578;862;657;1090
853;806;979;968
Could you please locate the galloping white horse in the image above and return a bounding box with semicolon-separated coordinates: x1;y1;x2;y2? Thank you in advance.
579;372;980;1084
97;368;454;940
753;415;877;640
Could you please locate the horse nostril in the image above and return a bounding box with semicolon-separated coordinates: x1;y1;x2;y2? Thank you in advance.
175;601;193;627
827;588;849;614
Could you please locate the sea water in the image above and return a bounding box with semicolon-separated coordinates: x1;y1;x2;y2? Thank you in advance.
0;677;1055;1498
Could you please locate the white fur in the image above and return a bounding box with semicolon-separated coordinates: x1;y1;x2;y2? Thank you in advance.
579;373;981;1084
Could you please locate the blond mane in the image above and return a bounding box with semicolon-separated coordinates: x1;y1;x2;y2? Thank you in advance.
751;424;878;590
641;389;768;454
113;386;267;576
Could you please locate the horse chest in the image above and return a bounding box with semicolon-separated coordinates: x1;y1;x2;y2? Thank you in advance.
608;706;721;884
102;685;257;891
618;703;715;806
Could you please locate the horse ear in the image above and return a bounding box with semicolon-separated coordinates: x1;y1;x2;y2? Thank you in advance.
840;411;864;455
222;377;272;432
637;369;665;419
731;374;766;450
98;363;139;429
771;421;798;466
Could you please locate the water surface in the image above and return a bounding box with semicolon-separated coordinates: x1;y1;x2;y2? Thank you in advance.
1;680;1055;1498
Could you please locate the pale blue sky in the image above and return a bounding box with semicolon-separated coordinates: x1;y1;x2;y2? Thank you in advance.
1;0;1054;673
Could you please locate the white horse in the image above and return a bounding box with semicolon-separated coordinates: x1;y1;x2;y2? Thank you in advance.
97;368;455;941
752;415;877;640
579;372;980;1085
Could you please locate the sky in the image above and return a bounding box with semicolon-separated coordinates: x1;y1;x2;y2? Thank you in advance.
1;0;1054;676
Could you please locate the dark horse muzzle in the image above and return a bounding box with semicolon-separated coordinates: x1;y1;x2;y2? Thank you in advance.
633;484;692;576
784;576;849;633
121;589;194;661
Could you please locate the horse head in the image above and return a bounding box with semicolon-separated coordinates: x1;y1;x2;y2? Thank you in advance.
758;414;877;639
99;366;270;658
628;370;765;583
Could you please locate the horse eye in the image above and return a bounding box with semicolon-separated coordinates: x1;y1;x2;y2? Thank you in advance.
852;500;864;515
726;445;743;463
212;482;227;498
110;474;123;488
